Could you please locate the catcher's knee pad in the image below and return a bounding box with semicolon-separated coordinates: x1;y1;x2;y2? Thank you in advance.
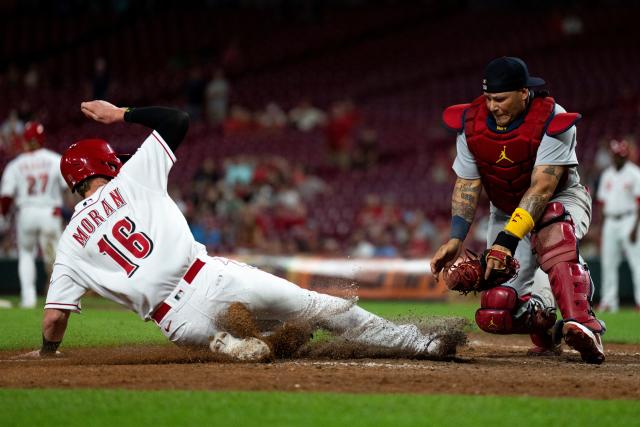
532;202;602;333
531;202;578;271
475;286;518;334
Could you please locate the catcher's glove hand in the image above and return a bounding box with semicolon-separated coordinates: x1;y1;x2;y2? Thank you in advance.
443;249;519;294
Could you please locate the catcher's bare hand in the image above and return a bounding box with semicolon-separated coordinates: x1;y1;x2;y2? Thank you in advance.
484;244;512;280
430;239;463;279
81;100;126;124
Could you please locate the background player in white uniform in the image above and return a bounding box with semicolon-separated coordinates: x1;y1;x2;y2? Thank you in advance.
0;122;67;308
596;139;640;312
33;100;461;361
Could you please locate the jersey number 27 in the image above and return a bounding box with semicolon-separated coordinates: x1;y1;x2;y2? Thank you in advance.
97;217;154;277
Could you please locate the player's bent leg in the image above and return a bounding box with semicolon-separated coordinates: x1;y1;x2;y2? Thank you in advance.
149;280;272;362
209;257;356;323
319;305;454;357
532;202;605;364
210;257;458;357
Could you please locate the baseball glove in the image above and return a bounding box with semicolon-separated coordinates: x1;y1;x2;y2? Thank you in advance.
443;249;519;294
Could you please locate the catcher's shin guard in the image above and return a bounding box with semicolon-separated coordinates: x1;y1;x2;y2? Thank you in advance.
532;202;603;333
475;287;556;335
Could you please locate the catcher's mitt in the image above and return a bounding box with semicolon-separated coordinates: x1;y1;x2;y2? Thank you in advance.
443;249;519;294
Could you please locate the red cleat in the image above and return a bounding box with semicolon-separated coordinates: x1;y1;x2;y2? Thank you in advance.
562;321;605;364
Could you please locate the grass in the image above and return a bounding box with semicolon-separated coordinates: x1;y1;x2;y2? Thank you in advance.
0;297;164;350
0;297;638;351
1;298;637;426
359;300;640;343
0;389;637;427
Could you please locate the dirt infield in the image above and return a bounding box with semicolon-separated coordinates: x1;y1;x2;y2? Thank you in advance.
1;333;639;400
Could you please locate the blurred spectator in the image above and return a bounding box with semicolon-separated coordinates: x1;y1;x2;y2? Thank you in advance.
289;99;326;132
350;230;375;258
357;193;383;228
5;63;20;87
352;127;379;170
221;40;244;75
372;229;399;258
292;165;329;201
224;156;254;186
325;99;360;170
562;14;584;36
92;57;110;99
0;110;24;152
223;105;254;134
256;102;288;130
185;67;206;121
205;69;230;126
193;157;222;184
190;209;223;252
595;139;613;172
168;186;188;215
431;153;452;184
23;64;40;90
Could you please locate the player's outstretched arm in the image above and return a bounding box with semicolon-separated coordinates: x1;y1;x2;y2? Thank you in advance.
430;177;482;277
81;100;189;152
40;308;70;356
124;106;189;152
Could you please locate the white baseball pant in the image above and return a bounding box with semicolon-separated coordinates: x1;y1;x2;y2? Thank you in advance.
599;214;640;311
16;206;62;308
152;256;438;354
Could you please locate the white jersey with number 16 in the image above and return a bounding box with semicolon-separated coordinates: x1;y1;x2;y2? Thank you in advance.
45;131;206;319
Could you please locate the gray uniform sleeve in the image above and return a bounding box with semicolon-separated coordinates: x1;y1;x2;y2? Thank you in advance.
452;132;481;179
534;104;579;166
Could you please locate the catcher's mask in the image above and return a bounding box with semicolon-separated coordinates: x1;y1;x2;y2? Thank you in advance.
60;138;128;192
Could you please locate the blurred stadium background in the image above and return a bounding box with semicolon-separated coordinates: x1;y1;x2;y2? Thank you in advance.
1;0;638;303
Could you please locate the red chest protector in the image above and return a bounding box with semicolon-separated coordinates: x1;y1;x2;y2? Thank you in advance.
444;96;556;213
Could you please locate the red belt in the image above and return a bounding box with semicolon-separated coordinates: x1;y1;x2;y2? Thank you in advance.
151;258;205;324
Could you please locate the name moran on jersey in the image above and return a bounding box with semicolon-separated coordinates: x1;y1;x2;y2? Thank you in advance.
71;186;127;247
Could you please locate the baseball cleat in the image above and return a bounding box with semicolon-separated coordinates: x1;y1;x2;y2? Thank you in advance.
562;321;605;365
209;332;271;362
419;334;458;358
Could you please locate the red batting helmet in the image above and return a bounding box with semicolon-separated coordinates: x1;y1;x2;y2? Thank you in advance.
610;139;630;158
60;139;123;192
22;121;45;150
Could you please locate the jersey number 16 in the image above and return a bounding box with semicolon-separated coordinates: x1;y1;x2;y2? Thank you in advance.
97;217;154;277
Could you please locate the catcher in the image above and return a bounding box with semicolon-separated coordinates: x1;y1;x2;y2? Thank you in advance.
431;57;605;364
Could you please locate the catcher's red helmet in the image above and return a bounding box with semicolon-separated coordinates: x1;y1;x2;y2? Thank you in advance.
22;121;45;150
610;138;630;158
60;139;123;192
